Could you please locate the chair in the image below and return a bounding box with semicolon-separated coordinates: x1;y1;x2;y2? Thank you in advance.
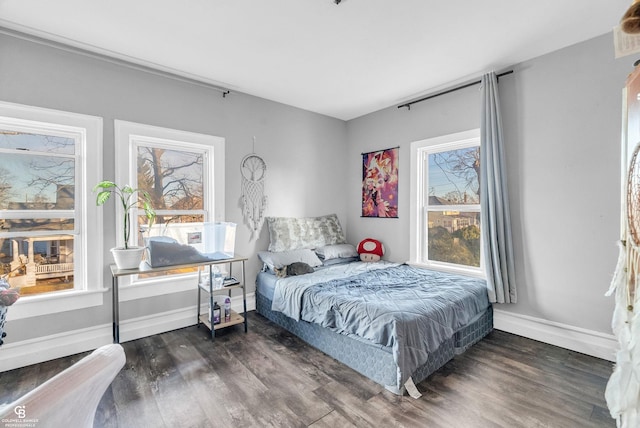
0;344;125;428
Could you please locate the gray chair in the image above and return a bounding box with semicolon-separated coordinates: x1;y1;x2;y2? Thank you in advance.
0;344;125;427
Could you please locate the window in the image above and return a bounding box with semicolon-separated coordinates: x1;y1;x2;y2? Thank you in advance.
114;121;225;298
0;101;103;318
410;129;483;276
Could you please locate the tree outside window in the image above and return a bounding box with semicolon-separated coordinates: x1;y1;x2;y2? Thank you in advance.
136;145;205;236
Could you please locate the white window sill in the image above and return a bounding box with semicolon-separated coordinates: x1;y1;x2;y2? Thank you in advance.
8;273;199;321
7;288;108;320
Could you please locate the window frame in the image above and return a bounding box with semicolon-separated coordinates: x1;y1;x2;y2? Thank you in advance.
409;128;484;277
0;101;104;320
113;120;225;300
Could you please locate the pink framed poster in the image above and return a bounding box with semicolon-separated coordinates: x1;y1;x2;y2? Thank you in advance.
362;147;398;218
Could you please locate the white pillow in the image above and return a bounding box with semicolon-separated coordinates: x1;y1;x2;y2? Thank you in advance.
315;244;359;260
257;249;323;271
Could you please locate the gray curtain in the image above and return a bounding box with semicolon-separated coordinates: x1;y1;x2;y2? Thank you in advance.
480;72;517;303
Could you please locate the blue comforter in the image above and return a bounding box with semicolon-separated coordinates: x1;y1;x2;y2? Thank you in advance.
272;262;489;389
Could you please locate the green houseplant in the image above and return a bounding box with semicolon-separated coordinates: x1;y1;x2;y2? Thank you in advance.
93;181;156;269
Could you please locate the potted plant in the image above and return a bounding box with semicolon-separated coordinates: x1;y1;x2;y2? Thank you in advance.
93;181;156;269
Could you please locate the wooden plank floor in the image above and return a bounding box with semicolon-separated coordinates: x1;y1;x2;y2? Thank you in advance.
0;311;615;427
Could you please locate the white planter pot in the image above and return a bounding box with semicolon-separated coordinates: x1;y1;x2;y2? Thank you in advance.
111;247;145;270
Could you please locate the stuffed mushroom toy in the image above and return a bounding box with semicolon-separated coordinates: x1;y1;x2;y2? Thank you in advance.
357;238;385;262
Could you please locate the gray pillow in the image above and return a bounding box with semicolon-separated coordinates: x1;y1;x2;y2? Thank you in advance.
320;256;359;267
266;214;346;252
257;249;323;271
315;244;359;260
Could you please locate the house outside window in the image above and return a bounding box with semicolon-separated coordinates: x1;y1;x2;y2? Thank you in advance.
114;121;225;298
0;101;103;318
410;129;483;276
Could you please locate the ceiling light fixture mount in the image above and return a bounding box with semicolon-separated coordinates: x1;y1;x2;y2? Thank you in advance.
334;0;342;4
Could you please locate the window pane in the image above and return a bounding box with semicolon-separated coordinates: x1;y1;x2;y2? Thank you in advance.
427;211;480;267
137;146;203;210
0;153;75;210
0;218;74;233
0;130;75;154
0;235;74;295
149;214;205;226
428;147;479;205
0;105;100;302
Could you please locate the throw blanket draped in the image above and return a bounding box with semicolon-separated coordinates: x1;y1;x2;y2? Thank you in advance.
271;262;489;389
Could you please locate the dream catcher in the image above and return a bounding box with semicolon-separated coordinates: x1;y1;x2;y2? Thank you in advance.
606;142;640;427
601;7;640;425
625;143;640;307
622;0;640;34
240;138;267;239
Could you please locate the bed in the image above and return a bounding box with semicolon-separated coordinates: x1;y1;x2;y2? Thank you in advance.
255;214;493;396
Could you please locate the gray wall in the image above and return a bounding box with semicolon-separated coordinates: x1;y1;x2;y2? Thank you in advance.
0;32;348;341
346;33;634;335
1;29;633;351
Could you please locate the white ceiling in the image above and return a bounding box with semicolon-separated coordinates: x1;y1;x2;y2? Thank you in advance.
0;0;631;120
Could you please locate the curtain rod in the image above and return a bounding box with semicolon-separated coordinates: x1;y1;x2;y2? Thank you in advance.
397;70;514;111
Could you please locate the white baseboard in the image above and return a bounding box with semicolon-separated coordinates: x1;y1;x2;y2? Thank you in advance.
493;308;617;362
1;299;613;373
0;324;112;372
0;293;256;372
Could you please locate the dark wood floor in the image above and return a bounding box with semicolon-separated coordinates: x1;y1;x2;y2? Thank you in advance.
0;311;615;427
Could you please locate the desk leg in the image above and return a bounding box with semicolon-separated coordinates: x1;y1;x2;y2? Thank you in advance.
209;264;214;340
196;272;201;327
112;275;120;343
242;261;247;333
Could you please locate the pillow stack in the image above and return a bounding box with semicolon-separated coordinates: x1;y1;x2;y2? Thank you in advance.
258;214;359;272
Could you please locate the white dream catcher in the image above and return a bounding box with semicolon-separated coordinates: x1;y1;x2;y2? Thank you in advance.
606;142;640;428
240;138;267;239
607;6;640;426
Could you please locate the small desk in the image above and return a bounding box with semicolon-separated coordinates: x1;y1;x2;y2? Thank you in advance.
109;256;247;343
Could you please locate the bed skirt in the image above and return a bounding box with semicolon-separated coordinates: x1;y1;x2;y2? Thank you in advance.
256;291;493;395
